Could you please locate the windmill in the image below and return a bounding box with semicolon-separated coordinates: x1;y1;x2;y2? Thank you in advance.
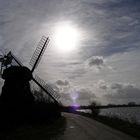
0;36;60;104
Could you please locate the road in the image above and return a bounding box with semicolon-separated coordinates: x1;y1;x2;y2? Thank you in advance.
60;113;137;140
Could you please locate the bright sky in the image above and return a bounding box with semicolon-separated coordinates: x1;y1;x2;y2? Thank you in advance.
0;0;140;105
53;22;81;53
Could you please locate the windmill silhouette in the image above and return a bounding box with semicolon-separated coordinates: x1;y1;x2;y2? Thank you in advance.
0;36;60;110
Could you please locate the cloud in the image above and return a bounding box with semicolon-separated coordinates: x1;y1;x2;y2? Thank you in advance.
87;56;104;67
85;56;113;72
78;0;140;58
60;87;96;105
110;83;140;98
97;80;108;90
96;80;140;104
0;0;140;106
56;80;69;86
0;36;4;47
102;82;140;99
76;88;96;100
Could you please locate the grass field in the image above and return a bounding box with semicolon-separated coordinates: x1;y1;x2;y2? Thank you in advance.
0;116;66;140
75;111;140;139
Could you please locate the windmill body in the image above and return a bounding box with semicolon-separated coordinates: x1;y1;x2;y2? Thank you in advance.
1;66;34;106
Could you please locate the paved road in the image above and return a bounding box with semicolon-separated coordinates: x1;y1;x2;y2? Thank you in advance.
61;113;137;140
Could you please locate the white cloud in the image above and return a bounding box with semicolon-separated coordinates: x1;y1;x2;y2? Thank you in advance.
97;80;108;90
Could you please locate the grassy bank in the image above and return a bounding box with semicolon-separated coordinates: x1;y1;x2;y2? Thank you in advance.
0;116;66;140
74;111;140;139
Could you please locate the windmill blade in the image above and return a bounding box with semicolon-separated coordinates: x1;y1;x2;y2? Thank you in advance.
33;75;60;103
10;52;23;66
34;75;60;101
30;36;50;73
44;84;61;99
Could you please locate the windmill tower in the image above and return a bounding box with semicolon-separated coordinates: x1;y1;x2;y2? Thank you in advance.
0;36;61;119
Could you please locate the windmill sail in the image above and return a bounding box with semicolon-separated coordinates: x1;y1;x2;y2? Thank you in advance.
10;52;23;66
30;36;50;73
44;84;60;99
33;75;60;102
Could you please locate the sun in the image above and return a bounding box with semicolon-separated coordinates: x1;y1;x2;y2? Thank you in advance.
53;23;80;52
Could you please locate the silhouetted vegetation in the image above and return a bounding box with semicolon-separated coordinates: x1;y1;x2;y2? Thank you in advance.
0;115;66;140
89;101;100;117
128;101;136;106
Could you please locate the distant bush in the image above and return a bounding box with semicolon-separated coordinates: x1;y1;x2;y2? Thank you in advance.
90;101;100;117
33;89;52;103
128;102;136;106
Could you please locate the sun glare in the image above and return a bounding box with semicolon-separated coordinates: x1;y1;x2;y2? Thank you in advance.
53;23;80;52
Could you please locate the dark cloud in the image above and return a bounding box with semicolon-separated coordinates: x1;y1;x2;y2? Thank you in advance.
86;56;106;70
56;80;69;86
87;56;104;66
104;83;140;99
78;0;140;58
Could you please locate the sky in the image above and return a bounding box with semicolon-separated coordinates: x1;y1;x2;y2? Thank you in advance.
0;0;140;105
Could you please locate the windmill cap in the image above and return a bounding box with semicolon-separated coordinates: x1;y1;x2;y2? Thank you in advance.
2;66;32;81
